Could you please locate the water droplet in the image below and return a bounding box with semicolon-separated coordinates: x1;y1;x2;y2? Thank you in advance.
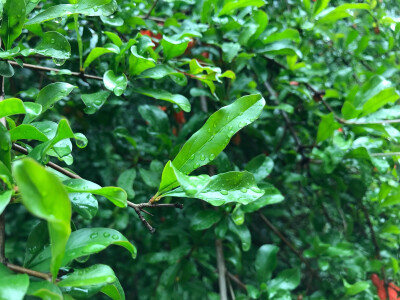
200;154;206;161
53;58;66;66
220;190;228;195
112;235;119;240
250;186;263;193
239;121;246;127
209;154;215;160
207;128;212;133
90;232;98;239
213;123;217;128
228;125;233;130
103;232;110;238
106;276;114;283
190;154;195;160
94;99;102;106
240;188;247;193
93;7;99;12
194;162;200;168
50;38;55;44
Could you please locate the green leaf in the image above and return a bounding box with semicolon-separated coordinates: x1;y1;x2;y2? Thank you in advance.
0;273;29;300
138;104;170;134
190;210;223;230
27;281;63;300
133;87;191;112
129;46;156;76
0;161;13;189
69;192;98;219
344;280;370;296
27;228;136;272
0;0;26;50
0;124;11;170
0;98;26;119
117;169;136;200
161;36;190;60
255;244;279;283
245;154;273;182
257;41;302;58
84;45;120;69
313;0;330;16
81;90;111;114
103;70;128;96
139;65;187;86
229;220;251;251
101;278;125;300
0;61;15;77
103;31;123;47
171;94;265;175
23;102;42;124
21;31;71;60
268;268;301;297
63;178;127;208
264;29;300;44
35;82;76;113
222;42;241;63
316;4;370;24
218;0;265;16
161;162;265;206
59;264;116;287
241;183;284;213
9;124;49;142
12;158;71;280
0;190;12;214
24;221;49;267
316;113;340;143
25;0;118;25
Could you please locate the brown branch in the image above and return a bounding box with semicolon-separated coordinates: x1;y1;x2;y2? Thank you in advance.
216;239;228;300
5;262;52;281
0;213;5;264
227;272;247;291
12;143;81;179
258;212;316;276
8;61;103;81
144;0;159;19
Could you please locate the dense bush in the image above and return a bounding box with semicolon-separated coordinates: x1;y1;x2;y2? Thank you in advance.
1;0;400;299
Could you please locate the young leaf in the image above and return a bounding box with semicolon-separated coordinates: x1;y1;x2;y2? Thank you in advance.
9;124;49;142
172;94;265;175
25;0;118;25
139;65;187;86
0;273;29;300
12;158;72;280
0;190;12;215
0;124;11;170
255;244;279;283
100;278;125;300
84;45;120;69
218;0;265;16
27;228;136;272
0;98;26;119
161;36;190;60
103;70;128;96
35;82;76;113
129;46;156;76
27;281;63;300
160;161;265;206
63;178;127;208
133;87;190;112
58;264;117;288
0;0;26;50
81;90;111;114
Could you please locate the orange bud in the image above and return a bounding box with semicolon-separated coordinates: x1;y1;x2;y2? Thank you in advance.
174;111;186;124
289;81;299;86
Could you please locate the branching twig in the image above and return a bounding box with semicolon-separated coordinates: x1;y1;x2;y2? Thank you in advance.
5;262;52;281
11;144;183;233
227;272;247;291
8;61;103;81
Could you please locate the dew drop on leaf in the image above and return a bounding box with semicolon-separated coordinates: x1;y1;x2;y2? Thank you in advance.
90;232;98;239
112;234;119;240
53;58;66;67
103;232;110;238
200;154;206;161
194;162;200;168
220;190;228;195
190;154;195;160
240;188;247;193
209;153;215;160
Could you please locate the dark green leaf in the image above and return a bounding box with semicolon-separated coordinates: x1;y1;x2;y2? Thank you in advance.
0;0;26;50
81;90;111;114
190;210;223;230
255;244;279;283
103;70;128;96
133;87;191;112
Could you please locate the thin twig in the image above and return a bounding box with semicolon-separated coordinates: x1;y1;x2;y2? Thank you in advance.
216;239;228;300
0;213;5;264
258;212;316;276
227;272;247;291
5;262;52;281
144;0;159;19
12;143;81;179
132;206;156;233
8;61;103;81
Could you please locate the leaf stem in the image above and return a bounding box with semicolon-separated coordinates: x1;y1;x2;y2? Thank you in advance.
144;0;159;19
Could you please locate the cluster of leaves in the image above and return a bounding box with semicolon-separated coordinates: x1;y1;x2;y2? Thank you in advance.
1;0;400;299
